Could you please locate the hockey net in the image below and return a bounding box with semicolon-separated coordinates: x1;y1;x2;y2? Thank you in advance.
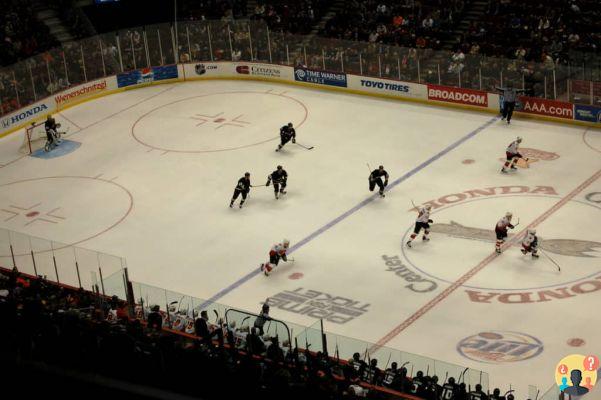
20;121;49;154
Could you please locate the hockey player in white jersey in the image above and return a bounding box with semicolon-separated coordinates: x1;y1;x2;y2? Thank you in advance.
501;137;525;173
406;205;433;247
521;229;539;258
495;212;515;253
260;239;291;276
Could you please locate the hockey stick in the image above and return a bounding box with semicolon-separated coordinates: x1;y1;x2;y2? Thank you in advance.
384;353;392;370
294;142;314;150
285;257;295;262
540;248;561;271
251;184;267;187
535;389;540;400
366;163;372;173
213;309;221;328
176;295;186;313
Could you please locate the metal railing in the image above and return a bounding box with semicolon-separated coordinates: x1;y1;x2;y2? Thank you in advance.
1;19;600;116
130;279;490;393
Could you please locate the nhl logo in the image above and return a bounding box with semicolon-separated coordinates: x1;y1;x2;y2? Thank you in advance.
195;64;206;75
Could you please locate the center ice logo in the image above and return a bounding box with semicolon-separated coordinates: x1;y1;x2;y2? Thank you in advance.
457;331;544;363
402;185;601;305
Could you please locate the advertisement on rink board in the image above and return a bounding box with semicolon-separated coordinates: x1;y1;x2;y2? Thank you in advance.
117;64;178;88
191;63;219;76
427;84;488;107
349;76;427;99
234;64;294;80
294;67;347;88
54;78;115;108
0;101;53;133
517;96;574;119
574;104;601;123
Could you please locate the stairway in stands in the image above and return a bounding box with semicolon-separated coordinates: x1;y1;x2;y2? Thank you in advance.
31;0;73;43
441;0;488;51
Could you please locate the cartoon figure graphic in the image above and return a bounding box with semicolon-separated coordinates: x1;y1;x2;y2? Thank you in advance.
555;354;599;398
564;370;589;396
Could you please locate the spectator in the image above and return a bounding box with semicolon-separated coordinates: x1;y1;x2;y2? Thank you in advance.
266;335;284;362
245;326;266;355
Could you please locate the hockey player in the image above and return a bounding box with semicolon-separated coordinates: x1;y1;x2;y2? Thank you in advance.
266;165;288;199
44;115;61;150
501;137;525;173
381;362;399;388
406;204;433;247
260;239;290;276
276;122;296;151
495;212;515;253
521;229;539;258
369;165;389;197
230;172;251;208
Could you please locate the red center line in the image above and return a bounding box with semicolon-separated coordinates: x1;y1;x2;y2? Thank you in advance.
373;167;601;350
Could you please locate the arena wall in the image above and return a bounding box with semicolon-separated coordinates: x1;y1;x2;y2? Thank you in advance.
1;61;599;139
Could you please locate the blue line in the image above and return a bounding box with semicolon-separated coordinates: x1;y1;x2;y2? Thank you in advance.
200;116;499;308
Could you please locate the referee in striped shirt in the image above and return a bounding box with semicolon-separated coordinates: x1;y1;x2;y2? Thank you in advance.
496;83;526;124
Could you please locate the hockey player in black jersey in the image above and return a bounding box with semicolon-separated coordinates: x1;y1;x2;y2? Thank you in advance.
44;115;61;149
276;122;296;151
266;165;288;199
369;165;389;197
230;172;251;208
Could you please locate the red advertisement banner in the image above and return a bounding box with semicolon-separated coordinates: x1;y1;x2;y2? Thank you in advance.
518;97;574;120
427;84;488;107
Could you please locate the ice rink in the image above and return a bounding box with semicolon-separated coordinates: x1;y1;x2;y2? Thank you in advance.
1;79;600;396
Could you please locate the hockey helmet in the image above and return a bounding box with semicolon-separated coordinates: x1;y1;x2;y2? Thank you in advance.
516;136;523;143
529;229;536;235
288;122;293;128
244;172;250;177
277;165;283;170
378;165;384;170
425;204;432;210
506;212;513;219
283;238;290;247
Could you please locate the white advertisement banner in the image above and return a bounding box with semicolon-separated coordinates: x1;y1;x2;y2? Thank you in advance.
348;75;427;100
0;99;56;136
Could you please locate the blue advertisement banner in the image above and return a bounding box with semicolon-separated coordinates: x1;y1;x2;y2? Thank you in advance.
574;104;601;123
117;65;178;88
294;68;347;87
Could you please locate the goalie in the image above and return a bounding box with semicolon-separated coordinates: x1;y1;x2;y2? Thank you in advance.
44;115;62;150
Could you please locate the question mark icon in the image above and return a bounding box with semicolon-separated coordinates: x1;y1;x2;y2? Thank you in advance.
558;364;568;374
583;355;599;371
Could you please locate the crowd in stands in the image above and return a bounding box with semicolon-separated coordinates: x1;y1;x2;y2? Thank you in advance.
0;0;58;67
460;0;601;64
1;267;525;400
321;0;466;51
251;0;329;34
